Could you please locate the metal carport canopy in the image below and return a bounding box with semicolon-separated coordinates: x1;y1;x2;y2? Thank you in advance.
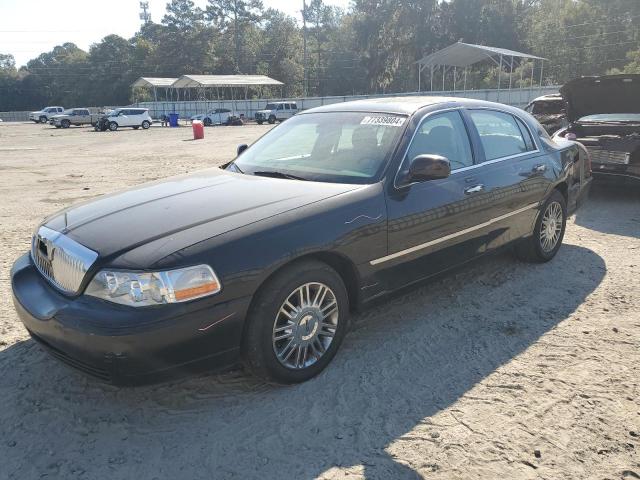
171;75;284;88
131;77;178;88
417;42;545;68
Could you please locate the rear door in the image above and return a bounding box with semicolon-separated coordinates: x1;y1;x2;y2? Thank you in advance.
463;109;550;250
381;109;487;286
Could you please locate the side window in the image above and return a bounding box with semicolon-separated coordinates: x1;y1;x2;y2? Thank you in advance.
468;110;528;161
291;103;297;110
515;117;536;151
406;111;473;170
277;104;284;110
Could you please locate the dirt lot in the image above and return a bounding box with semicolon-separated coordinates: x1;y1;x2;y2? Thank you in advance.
0;122;639;480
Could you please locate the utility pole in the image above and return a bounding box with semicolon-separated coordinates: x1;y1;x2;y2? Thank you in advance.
302;0;308;97
139;1;151;25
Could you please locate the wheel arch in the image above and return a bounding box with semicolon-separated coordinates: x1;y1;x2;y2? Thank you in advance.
554;181;568;203
239;251;361;351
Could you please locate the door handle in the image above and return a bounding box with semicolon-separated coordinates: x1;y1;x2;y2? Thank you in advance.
464;184;485;194
532;164;547;173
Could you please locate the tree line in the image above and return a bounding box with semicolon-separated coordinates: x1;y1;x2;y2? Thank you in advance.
0;0;638;111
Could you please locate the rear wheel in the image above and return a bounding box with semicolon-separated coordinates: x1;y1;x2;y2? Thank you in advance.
108;121;118;131
515;190;567;263
141;120;150;129
243;260;349;384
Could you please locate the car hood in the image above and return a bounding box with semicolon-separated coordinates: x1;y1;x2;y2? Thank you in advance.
256;110;272;114
42;168;362;262
51;114;68;119
560;74;640;122
30;111;45;115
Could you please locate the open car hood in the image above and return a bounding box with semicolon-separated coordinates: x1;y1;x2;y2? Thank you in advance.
560;74;640;122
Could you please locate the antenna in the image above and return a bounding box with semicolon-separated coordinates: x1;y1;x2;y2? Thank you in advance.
139;1;151;25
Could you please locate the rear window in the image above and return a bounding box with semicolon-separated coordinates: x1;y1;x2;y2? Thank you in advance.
468;110;530;161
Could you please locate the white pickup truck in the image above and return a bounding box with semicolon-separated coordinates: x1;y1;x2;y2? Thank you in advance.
29;106;64;123
50;108;102;128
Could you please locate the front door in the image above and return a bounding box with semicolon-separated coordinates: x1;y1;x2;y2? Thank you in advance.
379;109;487;288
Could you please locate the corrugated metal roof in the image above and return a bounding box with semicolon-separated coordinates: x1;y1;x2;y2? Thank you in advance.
131;77;178;88
171;75;284;88
418;42;545;68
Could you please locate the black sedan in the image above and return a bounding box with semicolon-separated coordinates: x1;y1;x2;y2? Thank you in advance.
11;97;592;385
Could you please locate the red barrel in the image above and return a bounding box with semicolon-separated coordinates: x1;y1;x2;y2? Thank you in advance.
192;121;204;140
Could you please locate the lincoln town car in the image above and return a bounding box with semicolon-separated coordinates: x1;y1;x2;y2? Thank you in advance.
11;97;592;385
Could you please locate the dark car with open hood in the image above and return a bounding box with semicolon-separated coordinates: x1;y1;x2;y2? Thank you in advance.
12;96;592;385
554;74;640;185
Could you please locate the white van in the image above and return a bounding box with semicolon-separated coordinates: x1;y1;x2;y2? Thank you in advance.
106;108;153;131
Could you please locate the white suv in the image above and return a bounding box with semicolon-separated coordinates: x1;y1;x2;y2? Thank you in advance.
255;102;298;124
106;108;152;131
29;106;64;123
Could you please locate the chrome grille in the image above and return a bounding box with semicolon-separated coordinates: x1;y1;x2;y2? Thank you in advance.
31;226;98;294
587;148;630;165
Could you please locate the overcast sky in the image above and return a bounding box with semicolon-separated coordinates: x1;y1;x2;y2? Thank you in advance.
0;0;351;67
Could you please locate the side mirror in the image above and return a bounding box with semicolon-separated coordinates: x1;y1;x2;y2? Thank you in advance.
407;154;451;182
237;144;248;156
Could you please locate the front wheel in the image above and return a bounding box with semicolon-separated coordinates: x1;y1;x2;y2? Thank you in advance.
141;120;150;129
268;115;276;124
203;117;212;126
61;119;70;128
515;190;567;263
108;121;118;131
39;116;47;124
243;260;349;384
257;120;263;125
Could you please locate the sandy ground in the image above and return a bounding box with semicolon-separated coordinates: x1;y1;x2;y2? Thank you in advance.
0;122;639;480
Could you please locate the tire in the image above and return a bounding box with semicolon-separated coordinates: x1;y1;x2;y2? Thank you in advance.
94;124;100;132
515;190;567;263
242;260;350;384
141;120;150;129
203;117;212;126
39;116;47;124
108;121;118;131
61;119;70;129
268;115;276;124
257;120;263;125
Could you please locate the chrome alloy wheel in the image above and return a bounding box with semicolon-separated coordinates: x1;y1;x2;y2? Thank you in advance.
272;282;339;369
539;201;563;252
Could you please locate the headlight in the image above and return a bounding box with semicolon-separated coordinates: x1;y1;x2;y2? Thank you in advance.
85;265;221;306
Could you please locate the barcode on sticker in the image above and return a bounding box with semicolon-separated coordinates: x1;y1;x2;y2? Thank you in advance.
360;116;405;127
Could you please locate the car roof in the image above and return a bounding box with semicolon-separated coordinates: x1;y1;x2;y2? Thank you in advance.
303;96;520;115
530;94;563;103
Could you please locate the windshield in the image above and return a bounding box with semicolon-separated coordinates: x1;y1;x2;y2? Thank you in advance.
530;101;565;115
578;113;640;123
264;103;277;110
229;112;407;184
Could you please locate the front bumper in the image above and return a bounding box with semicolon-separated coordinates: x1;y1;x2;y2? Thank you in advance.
592;161;640;184
11;253;251;385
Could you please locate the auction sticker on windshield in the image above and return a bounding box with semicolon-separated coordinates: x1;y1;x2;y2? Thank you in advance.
360;116;406;127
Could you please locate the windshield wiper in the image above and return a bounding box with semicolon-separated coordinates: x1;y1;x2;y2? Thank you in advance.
253;171;308;181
